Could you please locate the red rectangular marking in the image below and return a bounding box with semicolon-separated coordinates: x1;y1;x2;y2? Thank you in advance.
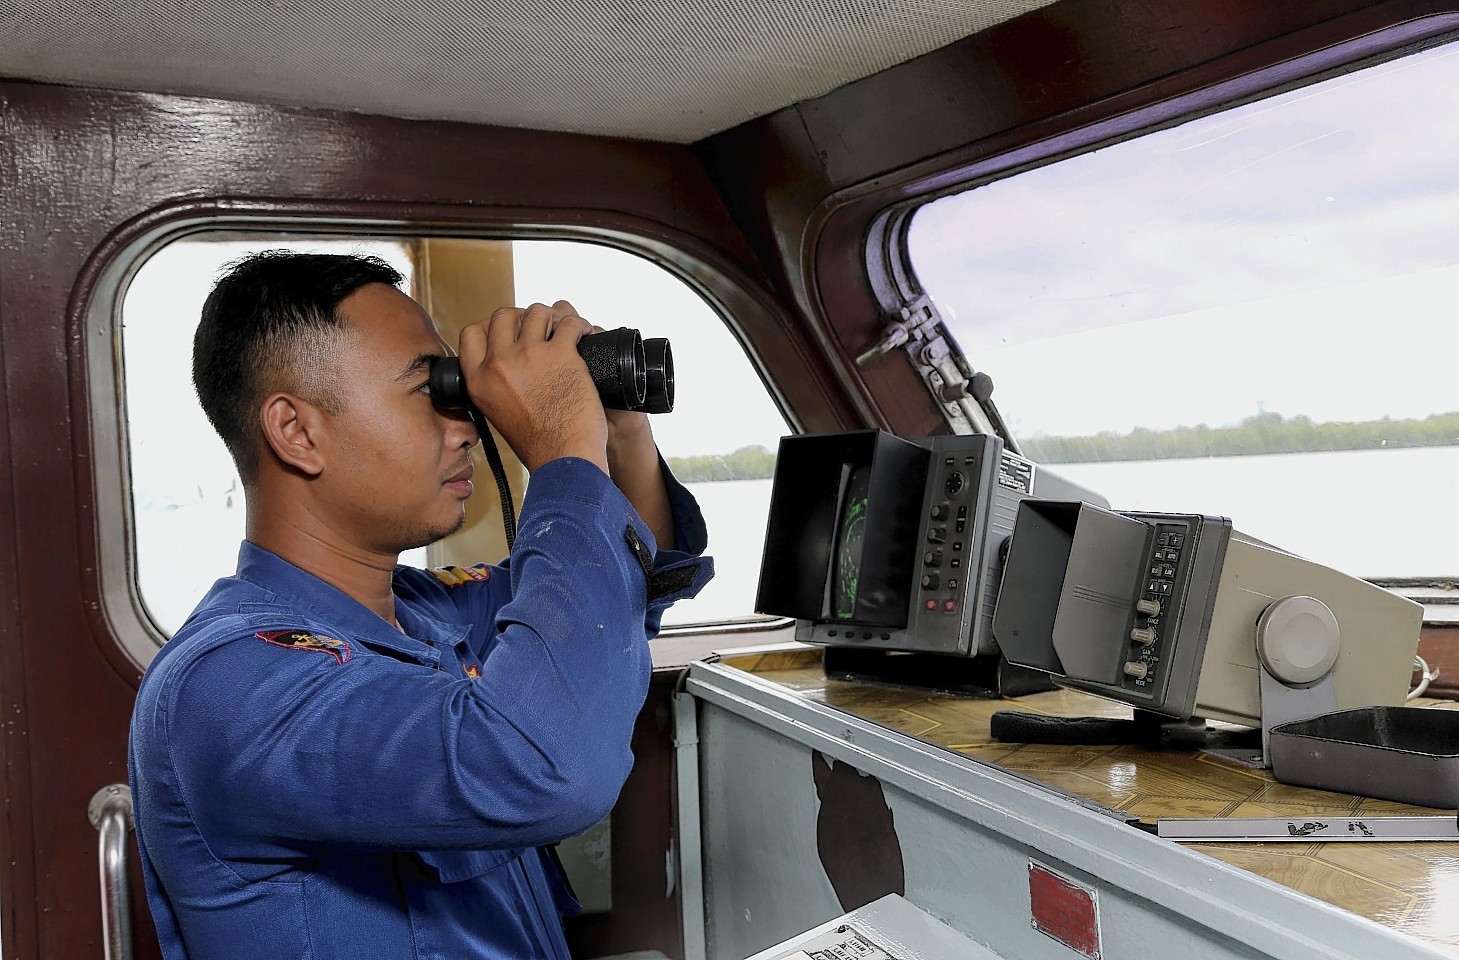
1029;859;1101;958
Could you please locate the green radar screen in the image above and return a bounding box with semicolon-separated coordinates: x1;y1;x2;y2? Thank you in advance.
833;465;872;620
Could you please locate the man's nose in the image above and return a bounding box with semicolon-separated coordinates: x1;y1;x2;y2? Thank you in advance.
442;407;480;449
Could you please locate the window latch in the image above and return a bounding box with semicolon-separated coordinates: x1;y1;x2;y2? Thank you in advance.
858;294;1017;449
854;294;939;367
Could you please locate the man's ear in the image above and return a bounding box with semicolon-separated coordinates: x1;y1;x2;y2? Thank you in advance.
259;392;327;477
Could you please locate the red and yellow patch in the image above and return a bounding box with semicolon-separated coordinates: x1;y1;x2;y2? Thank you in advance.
256;630;351;664
428;563;492;588
463;664;481;679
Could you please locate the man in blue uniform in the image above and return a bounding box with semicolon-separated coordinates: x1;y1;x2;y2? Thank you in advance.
129;251;712;959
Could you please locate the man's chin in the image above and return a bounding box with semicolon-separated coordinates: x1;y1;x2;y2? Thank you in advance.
396;511;470;554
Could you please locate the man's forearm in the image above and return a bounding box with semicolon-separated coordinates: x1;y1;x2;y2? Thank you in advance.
606;431;676;549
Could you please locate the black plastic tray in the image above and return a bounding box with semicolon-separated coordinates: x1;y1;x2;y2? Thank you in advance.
1268;706;1459;809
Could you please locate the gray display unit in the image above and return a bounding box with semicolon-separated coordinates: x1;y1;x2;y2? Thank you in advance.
756;431;1105;660
992;500;1423;727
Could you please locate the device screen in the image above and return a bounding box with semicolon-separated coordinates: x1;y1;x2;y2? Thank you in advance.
832;464;873;620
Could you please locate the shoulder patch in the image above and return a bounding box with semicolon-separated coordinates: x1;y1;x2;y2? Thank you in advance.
256;630;351;664
428;563;492;587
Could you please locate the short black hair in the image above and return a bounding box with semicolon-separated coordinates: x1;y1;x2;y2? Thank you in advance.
192;249;405;480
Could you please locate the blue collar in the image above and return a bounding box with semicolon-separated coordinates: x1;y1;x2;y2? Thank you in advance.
234;541;469;668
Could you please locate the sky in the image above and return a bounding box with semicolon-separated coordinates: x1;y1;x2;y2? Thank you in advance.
908;42;1459;438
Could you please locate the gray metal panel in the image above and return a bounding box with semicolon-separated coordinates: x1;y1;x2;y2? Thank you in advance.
697;703;848;957
686;660;1452;960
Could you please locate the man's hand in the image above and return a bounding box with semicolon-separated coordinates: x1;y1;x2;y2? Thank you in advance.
457;301;609;473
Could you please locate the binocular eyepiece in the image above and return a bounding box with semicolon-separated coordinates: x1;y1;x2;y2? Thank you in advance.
429;327;674;415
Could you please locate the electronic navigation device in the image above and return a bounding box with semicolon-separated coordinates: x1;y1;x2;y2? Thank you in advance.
754;429;1106;661
992;500;1423;728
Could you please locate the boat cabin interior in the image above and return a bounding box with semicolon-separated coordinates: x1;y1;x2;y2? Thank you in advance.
4;0;1459;957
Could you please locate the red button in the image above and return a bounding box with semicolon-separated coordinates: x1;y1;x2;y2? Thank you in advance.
925;599;938;610
944;600;957;612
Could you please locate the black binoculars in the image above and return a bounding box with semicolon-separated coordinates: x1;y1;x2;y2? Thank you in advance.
429;327;674;415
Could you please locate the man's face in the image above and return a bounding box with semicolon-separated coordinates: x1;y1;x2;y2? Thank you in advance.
319;283;478;555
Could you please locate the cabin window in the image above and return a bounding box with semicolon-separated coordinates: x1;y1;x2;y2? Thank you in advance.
120;234;788;640
905;41;1459;591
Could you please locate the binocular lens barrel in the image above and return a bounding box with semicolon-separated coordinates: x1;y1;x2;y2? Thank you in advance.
578;327;647;410
429;327;673;414
641;338;674;415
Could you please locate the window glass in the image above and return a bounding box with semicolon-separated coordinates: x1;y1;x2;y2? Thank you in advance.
907;42;1459;580
122;235;788;636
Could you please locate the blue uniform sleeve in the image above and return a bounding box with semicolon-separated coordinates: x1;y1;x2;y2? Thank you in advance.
414;455;714;661
140;459;667;860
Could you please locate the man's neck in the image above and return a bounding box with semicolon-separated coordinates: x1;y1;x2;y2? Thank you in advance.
248;514;401;629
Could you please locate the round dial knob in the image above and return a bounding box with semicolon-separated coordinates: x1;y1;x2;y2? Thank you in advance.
1123;661;1149;680
1256;595;1340;685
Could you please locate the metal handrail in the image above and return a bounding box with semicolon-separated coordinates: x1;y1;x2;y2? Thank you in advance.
88;784;134;960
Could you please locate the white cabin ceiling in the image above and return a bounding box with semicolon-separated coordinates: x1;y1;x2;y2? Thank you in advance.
1;0;1057;143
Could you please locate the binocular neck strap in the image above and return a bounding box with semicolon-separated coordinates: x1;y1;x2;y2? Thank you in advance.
465;408;517;552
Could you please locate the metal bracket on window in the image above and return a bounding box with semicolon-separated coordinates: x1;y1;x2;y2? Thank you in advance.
856;294;1019;452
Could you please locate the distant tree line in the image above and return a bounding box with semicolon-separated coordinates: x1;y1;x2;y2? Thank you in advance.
665;445;778;481
666;412;1459;480
1020;411;1459;464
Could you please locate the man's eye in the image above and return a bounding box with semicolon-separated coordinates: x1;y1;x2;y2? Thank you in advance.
415;380;432;394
